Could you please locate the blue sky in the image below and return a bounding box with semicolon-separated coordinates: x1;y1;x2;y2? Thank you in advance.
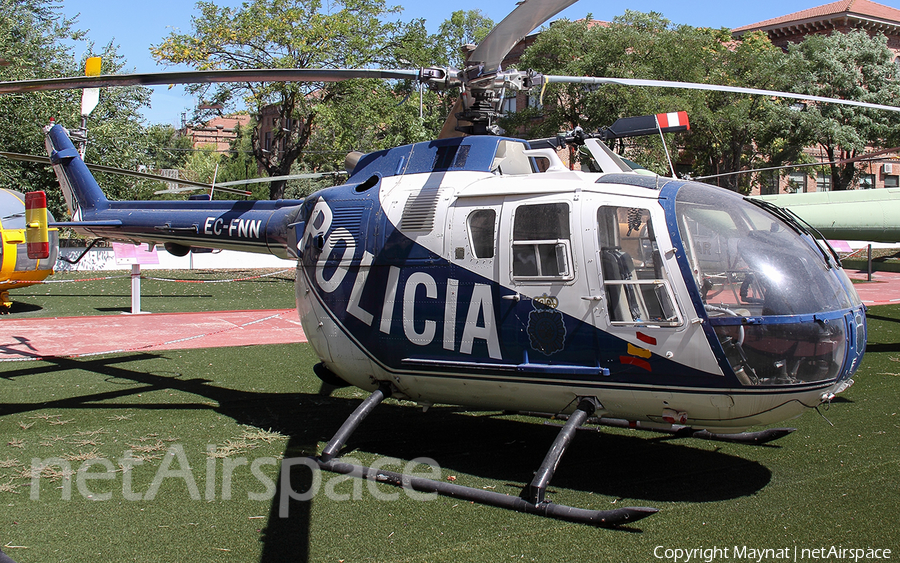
58;0;900;126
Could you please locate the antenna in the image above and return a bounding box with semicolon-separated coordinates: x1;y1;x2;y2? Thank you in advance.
208;163;220;200
655;114;676;177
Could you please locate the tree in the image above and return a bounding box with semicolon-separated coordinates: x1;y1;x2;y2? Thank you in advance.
0;0;155;217
0;0;81;218
145;124;193;171
152;0;406;200
436;10;494;68
392;10;495;139
781;30;900;190
506;12;791;192
79;44;154;201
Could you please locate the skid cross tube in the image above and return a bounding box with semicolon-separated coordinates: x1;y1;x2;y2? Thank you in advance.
518;411;796;446
314;388;658;527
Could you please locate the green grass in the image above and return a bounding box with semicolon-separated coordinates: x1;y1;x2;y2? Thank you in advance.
1;271;899;561
5;268;297;318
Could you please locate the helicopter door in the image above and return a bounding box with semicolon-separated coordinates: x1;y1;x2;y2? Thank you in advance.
592;205;683;329
502;201;577;360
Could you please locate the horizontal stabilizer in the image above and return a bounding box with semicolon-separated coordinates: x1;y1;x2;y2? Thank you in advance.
49;220;123;228
528;111;690;150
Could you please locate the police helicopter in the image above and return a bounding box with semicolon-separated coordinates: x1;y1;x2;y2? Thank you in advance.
1;0;893;526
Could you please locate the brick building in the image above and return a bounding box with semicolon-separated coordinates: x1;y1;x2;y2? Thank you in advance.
733;0;900;195
183;114;251;153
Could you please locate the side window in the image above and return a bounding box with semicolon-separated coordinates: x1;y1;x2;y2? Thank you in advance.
598;206;681;326
512;203;572;280
467;209;496;259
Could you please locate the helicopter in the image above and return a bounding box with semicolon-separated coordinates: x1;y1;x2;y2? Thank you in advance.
0;188;58;311
1;0;892;526
760;187;900;244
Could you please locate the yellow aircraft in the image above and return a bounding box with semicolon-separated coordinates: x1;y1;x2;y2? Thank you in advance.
0;188;58;311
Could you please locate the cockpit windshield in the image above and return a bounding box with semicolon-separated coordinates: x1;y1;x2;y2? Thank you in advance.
674;183;856;386
675;184;851;315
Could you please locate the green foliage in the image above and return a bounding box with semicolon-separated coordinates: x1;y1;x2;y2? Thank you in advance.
781;31;900;190
508;14;793;193
145;124;192;170
305;78;430;169
216;123;259;184
0;0;80;216
152;0;406;200
0;0;154;215
437;10;494;68
79;45;153;201
508;13;900;194
389;10;495;137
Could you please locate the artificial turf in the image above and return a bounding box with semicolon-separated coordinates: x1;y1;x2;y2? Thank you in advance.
1;271;898;562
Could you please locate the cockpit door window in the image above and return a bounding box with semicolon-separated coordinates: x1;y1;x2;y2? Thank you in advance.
597;206;682;326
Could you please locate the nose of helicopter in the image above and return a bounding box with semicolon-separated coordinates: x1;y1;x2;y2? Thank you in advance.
670;181;867;390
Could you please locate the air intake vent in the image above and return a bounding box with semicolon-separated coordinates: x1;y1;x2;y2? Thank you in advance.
331;206;365;230
400;186;440;231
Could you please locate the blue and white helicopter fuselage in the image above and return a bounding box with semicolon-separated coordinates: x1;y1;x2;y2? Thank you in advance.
46;124;864;435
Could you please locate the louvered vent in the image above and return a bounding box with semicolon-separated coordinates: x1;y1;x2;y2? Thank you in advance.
331;206;365;230
399;186;440;232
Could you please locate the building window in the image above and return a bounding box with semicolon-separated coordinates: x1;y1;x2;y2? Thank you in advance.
816;172;831;192
885;175;899;188
501;95;517;115
512;203;572;280
787;171;807;193
527;93;543;110
759;171;778;195
860;174;875;189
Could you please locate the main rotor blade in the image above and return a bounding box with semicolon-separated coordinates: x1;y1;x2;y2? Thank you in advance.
215;171;347;187
469;0;578;77
153;171;348;194
0;151;250;194
542;75;900;113
0;68;422;94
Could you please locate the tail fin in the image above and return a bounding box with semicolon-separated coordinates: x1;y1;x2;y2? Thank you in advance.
43;123;109;220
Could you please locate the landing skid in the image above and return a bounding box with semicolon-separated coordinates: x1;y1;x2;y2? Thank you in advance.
314;386;657;527
519;412;795;445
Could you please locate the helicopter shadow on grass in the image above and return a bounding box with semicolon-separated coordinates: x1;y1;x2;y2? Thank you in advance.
865;312;900;325
862;342;900;354
3;301;44;315
0;354;772;561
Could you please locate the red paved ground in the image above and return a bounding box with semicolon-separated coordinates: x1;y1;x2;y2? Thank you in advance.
846;269;900;306
0;269;895;362
0;309;306;362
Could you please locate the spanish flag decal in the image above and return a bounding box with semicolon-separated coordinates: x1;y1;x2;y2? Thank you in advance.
620;343;652;372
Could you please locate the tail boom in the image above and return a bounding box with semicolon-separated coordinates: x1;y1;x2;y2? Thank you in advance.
45;124;303;259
